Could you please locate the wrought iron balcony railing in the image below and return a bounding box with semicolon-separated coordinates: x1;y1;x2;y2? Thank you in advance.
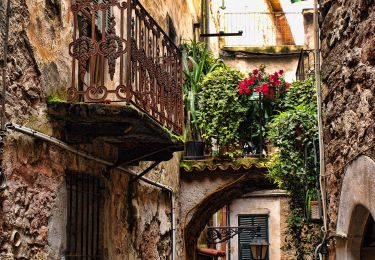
68;0;183;135
296;49;315;80
223;12;301;47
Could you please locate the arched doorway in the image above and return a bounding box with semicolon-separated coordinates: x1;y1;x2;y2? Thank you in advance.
180;167;274;260
336;156;375;260
361;213;375;259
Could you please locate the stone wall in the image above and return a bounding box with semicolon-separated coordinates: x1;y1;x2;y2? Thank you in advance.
0;0;198;259
319;0;375;250
0;132;181;259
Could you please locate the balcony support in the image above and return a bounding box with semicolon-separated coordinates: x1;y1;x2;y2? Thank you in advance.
48;102;183;165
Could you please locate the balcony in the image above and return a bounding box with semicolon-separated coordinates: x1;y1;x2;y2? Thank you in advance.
49;0;184;164
223;12;304;54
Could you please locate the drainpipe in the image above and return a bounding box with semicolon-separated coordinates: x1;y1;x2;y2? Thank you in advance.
2;0;10;130
0;0;11;191
313;0;328;259
6;122;177;260
226;204;231;260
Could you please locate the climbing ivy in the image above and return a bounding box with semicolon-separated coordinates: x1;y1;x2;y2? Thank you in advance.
266;77;321;259
197;67;247;153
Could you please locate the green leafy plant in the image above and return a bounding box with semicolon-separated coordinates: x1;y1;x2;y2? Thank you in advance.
197;67;246;154
266;76;320;258
182;40;223;141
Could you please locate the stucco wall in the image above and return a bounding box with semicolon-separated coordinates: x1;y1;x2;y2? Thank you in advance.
228;190;289;260
223;55;299;82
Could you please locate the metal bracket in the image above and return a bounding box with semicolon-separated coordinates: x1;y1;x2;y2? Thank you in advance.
207;225;260;244
130;160;162;183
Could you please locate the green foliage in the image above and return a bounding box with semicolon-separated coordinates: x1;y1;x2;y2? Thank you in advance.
238;65;289;154
47;95;65;105
279;77;316;110
182;40;223;141
197;67;246;150
266;77;321;258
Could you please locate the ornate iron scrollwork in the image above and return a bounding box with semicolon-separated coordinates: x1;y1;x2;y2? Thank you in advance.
206;226;258;244
68;0;184;135
69;18;97;81
99;16;126;80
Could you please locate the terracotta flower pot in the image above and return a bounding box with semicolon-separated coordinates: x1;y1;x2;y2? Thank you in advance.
309;200;321;221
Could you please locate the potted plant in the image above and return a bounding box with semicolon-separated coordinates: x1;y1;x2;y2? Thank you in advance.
182;40;223;159
238;65;289;156
305;188;321;222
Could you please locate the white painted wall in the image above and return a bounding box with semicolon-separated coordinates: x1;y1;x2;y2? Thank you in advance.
228;190;286;260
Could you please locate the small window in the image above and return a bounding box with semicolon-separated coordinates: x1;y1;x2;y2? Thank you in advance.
65;173;104;260
167;14;177;44
238;215;269;260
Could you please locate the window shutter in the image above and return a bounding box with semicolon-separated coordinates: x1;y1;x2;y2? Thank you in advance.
238;215;269;260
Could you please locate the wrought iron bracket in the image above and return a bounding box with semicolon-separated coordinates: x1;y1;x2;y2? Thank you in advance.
207;225;259;244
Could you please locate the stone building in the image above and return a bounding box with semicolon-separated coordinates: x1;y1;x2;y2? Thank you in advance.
0;0;200;259
206;0;315;82
319;0;375;259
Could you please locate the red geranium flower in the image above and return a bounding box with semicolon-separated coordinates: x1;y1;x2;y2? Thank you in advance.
253;69;259;75
261;83;269;95
279;69;284;75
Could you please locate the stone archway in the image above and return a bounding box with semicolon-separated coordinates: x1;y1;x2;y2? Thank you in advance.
336;155;375;260
180;167;273;260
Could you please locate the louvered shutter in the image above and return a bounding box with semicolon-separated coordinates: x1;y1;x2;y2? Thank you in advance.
238;215;269;260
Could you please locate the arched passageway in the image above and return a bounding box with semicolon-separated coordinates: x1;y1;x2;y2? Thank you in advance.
336;156;375;260
180;164;274;260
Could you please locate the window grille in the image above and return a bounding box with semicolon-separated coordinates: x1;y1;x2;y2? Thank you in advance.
66;173;104;260
238;215;269;260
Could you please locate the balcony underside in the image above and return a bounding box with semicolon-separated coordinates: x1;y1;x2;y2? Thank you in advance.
222;45;303;56
48;102;183;165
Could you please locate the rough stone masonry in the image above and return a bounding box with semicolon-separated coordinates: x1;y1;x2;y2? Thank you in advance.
0;0;199;259
319;0;375;249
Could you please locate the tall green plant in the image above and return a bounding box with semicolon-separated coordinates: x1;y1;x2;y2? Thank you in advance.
182;40;223;141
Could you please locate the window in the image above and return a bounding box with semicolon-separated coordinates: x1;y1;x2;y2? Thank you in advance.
167;14;177;44
238;215;269;260
65;173;104;260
